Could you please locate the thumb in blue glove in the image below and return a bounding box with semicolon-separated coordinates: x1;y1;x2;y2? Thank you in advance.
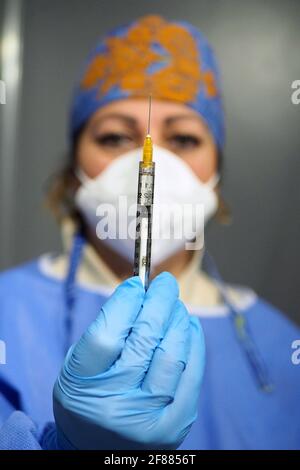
53;272;205;450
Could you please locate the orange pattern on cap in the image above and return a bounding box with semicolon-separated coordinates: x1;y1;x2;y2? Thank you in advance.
81;15;218;103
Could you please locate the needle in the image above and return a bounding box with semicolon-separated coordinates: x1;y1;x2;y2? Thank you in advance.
147;94;152;135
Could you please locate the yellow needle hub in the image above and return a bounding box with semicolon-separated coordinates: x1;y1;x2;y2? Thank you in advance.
142;134;153;168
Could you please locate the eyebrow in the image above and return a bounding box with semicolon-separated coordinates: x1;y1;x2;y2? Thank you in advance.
164;114;200;126
92;112;201;129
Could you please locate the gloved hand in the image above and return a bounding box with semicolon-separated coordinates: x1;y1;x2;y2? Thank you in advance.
53;272;205;450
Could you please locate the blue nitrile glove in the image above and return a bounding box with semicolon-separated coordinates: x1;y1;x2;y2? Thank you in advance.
53;272;205;450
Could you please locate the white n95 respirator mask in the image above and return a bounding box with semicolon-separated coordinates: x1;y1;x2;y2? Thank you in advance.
74;145;218;266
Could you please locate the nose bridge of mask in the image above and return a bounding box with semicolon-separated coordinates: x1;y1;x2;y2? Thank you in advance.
75;144;219;201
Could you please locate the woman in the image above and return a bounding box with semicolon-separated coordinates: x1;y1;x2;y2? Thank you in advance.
0;14;299;450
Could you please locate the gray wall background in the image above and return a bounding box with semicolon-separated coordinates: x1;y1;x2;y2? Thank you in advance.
0;0;300;323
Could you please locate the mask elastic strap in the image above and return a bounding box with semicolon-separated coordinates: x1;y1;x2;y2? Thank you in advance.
202;249;274;393
205;173;220;190
74;167;91;185
64;229;86;352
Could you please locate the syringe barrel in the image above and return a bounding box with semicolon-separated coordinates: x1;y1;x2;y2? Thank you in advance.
133;162;155;289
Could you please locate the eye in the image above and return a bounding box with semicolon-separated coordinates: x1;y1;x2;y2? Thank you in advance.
94;133;133;148
167;134;203;149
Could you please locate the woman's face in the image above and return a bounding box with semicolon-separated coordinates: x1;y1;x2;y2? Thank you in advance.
76;98;218;182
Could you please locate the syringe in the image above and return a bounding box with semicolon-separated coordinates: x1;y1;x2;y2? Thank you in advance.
133;96;155;290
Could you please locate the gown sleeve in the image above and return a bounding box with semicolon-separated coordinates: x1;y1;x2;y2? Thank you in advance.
0;411;61;450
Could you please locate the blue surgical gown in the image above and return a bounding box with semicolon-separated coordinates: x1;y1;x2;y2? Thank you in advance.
0;258;299;449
